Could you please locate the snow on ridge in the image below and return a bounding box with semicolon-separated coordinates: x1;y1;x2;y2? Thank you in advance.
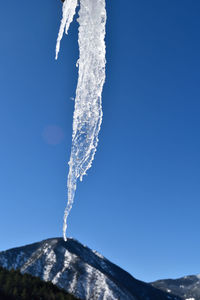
53;252;135;300
92;249;104;259
52;249;77;286
43;248;56;282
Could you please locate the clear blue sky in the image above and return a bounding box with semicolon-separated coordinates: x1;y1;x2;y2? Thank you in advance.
0;0;200;282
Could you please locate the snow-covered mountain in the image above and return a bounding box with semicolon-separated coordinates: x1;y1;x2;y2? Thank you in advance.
0;237;181;300
151;275;200;300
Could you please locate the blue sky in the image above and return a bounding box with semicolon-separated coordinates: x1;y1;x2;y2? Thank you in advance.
0;0;200;282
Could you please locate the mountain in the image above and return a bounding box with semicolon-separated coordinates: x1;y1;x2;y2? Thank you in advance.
151;275;200;300
0;266;79;300
0;237;181;300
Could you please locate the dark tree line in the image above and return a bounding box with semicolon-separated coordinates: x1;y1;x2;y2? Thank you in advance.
0;266;79;300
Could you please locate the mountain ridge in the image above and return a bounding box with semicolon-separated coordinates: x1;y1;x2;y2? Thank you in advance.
151;274;200;300
0;237;181;300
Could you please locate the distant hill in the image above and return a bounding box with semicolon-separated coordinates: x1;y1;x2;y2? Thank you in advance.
151;275;200;300
0;267;78;300
0;266;79;300
0;237;181;300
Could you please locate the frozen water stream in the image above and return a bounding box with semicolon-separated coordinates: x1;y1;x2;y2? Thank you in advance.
56;0;106;240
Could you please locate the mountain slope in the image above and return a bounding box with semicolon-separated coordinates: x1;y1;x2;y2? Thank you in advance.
151;275;200;300
0;238;181;300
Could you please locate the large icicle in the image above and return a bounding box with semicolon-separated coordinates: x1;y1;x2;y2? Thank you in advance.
56;0;106;241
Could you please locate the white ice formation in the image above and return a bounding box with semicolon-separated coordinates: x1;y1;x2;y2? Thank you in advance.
56;0;106;241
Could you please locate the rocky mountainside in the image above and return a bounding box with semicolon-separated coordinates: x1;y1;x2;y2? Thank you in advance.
151;275;200;300
0;237;181;300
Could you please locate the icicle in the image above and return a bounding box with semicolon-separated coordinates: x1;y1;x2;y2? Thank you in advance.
56;0;106;241
55;0;78;60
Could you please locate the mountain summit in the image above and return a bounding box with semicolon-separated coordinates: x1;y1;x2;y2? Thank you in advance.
0;238;180;300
